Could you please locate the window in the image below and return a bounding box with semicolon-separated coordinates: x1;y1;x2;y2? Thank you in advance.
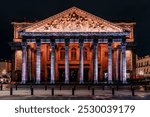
71;48;77;60
141;62;143;67
84;47;88;60
60;48;65;60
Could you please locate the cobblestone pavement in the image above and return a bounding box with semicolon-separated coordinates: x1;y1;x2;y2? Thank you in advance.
0;84;150;100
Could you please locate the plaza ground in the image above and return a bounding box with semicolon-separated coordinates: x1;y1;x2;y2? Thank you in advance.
0;84;150;100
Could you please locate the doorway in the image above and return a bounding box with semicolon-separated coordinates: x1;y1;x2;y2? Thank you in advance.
84;68;89;83
69;68;79;82
58;68;65;82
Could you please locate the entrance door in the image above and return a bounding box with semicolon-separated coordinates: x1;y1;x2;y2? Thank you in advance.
84;68;89;83
59;68;65;82
69;68;78;83
47;68;51;82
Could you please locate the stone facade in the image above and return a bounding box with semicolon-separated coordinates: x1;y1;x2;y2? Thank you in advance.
10;7;136;84
136;55;150;78
0;59;11;77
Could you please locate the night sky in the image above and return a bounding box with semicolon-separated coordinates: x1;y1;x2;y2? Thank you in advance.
0;0;149;59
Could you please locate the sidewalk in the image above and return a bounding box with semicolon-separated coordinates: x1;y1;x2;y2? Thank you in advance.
0;86;150;100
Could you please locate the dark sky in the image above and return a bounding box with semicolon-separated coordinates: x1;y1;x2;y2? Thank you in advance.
0;0;149;59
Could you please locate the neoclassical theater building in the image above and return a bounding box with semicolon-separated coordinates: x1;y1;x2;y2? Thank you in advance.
10;7;136;84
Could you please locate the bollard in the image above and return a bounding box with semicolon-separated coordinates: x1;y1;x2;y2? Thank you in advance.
16;84;18;90
72;88;75;96
88;85;90;90
132;87;135;96
0;84;2;91
45;84;47;90
31;87;34;95
92;88;95;96
112;87;115;96
51;88;54;96
144;85;147;91
10;87;13;95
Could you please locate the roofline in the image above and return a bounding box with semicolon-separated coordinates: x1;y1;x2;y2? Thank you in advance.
19;6;128;32
115;22;136;25
11;22;33;25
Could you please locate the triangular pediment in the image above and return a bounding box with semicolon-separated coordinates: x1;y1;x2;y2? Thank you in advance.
22;7;125;33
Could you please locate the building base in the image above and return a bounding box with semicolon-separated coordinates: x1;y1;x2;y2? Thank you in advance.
35;80;41;84
94;80;98;84
80;80;84;84
65;80;69;84
50;80;55;84
20;80;26;84
108;80;112;84
122;80;127;84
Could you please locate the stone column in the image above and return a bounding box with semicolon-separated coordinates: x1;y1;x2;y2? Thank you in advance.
120;49;123;81
21;43;27;84
116;49;119;81
108;41;112;83
31;48;35;82
30;48;33;81
36;42;41;84
121;42;127;83
50;40;55;84
100;45;103;81
79;39;84;84
93;39;98;84
27;46;32;82
65;39;70;84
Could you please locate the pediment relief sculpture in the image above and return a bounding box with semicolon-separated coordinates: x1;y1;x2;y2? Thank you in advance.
24;7;124;33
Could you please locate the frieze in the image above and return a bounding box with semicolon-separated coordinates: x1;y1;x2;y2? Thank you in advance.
20;32;129;37
21;7;125;33
20;38;123;43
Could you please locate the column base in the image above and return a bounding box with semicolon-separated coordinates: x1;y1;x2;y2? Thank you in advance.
94;80;98;84
20;80;26;84
35;80;41;84
50;80;55;84
122;80;127;84
80;80;84;84
65;80;69;84
108;80;112;84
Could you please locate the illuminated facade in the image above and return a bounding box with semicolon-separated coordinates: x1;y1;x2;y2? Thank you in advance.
10;7;136;84
136;55;150;78
0;59;11;77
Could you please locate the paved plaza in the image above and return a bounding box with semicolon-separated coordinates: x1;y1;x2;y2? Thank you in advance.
0;84;150;100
